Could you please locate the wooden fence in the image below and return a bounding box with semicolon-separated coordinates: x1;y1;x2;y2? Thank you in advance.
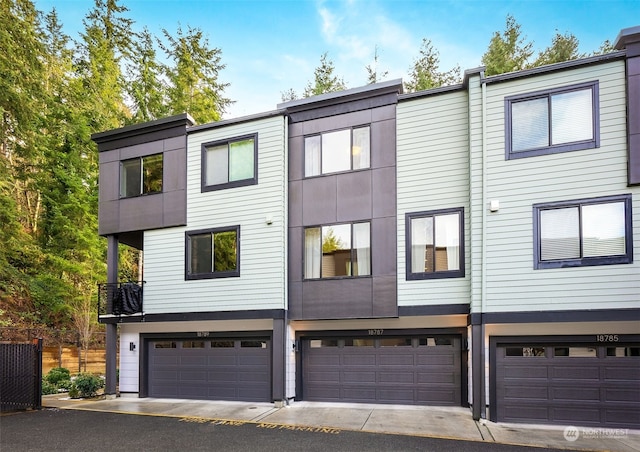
1;328;115;376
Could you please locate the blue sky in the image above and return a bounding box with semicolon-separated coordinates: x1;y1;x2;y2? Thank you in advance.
33;0;639;119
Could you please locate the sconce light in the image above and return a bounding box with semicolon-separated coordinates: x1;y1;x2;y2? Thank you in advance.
489;200;500;212
129;342;136;351
265;215;273;225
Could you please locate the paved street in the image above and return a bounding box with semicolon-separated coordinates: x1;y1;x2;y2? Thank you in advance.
1;409;569;452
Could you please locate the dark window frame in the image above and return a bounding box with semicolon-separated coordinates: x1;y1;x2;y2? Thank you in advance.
304;125;371;177
201;133;258;192
505;81;600;160
303;220;372;280
405;207;465;280
119;153;163;198
533;194;633;269
185;225;240;280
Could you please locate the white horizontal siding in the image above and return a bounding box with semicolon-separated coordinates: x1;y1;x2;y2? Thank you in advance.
143;115;287;313
480;60;640;312
397;90;470;307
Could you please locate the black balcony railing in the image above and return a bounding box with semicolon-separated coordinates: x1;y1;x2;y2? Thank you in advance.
97;282;144;318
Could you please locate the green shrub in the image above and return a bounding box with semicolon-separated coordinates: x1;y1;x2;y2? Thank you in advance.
56;379;73;391
68;385;80;399
72;373;104;398
45;367;71;385
41;379;57;395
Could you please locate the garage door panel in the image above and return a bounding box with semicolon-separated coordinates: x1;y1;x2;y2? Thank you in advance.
551;387;600;402
152;356;179;366
239;371;270;382
504;385;548;400
153;370;178;380
180;356;207;366
606;409;640;425
416;371;457;384
416;388;457;404
551;366;599;380
208;370;237;383
604;366;640;380
343;371;376;383
342;354;376;366
378;354;414;366
239;355;270;366
179;371;207;382
303;335;461;406
305;354;339;365
209;356;237;366
502;365;548;379
552;406;601;423
416;354;455;366
605;388;640;402
503;405;549;422
342;387;377;401
378;388;414;402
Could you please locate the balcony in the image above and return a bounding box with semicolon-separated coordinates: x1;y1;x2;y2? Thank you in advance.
97;282;144;321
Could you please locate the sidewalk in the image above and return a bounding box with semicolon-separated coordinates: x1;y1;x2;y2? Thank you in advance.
42;395;640;451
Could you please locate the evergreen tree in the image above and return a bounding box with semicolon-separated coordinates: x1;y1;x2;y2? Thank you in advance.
160;25;232;123
303;52;347;97
482;15;534;76
533;31;584;67
405;39;460;92
126;27;168;123
365;46;389;84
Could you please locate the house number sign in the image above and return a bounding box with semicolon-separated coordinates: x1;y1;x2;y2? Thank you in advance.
596;334;619;342
196;331;210;337
368;329;384;335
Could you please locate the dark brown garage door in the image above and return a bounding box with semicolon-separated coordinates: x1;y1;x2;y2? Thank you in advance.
148;338;271;402
303;335;461;405
495;344;640;428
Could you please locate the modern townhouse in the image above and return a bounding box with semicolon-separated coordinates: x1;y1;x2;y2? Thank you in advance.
93;25;639;430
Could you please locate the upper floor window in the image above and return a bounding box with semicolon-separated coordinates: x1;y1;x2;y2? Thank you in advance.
304;222;370;279
202;134;257;192
406;208;464;280
505;81;599;159
533;194;632;269
120;154;163;198
305;126;370;177
185;226;240;280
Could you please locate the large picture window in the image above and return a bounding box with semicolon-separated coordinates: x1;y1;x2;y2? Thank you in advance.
202;134;257;191
406;208;464;280
186;226;240;279
304;222;371;279
505;81;599;159
120;154;163;198
533;194;632;269
305;126;370;177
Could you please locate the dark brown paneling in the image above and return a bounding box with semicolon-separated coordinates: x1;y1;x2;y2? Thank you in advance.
336;171;372;222
371;217;397;276
301;176;338;225
302;278;373;319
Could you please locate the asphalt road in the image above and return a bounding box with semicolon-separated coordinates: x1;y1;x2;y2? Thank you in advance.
0;408;569;452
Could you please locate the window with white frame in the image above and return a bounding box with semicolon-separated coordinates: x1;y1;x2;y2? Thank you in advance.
505;81;599;159
186;226;240;279
120;154;163;198
533;194;632;269
304;222;371;279
304;126;370;177
406;208;464;280
202;134;257;191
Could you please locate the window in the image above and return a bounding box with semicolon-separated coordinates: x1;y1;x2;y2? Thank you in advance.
120;154;163;197
202;134;257;191
406;208;464;280
533;194;632;269
305;126;370;177
505;81;599;159
185;226;240;280
304;222;371;279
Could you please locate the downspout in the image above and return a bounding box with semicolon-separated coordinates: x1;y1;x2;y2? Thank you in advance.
480;72;488;420
283;115;289;405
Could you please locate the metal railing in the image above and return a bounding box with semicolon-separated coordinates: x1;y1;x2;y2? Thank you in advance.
97;282;144;318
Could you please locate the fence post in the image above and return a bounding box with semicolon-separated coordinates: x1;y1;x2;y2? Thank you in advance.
33;338;43;410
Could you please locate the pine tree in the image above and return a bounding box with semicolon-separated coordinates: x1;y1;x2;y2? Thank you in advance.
482;15;534;76
160;25;231;123
405;39;460;92
303;53;347;97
